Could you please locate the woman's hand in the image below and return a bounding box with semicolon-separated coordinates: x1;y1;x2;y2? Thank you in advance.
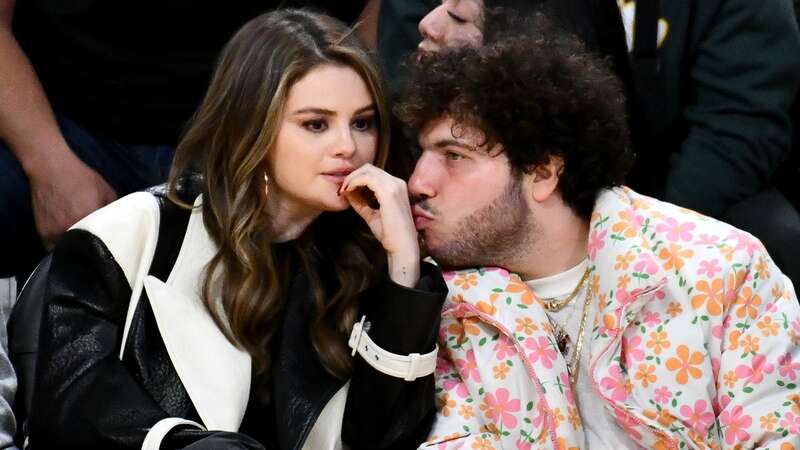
339;164;420;287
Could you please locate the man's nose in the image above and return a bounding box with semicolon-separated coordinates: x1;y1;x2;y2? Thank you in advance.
418;6;445;44
408;152;437;200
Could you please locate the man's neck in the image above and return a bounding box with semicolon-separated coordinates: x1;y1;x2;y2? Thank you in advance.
513;202;590;280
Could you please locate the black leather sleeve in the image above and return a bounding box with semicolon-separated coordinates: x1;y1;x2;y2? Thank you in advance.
343;261;447;450
27;229;265;450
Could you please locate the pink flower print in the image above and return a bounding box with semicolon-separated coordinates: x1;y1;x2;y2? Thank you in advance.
633;252;659;276
657;217;696;242
442;379;470;399
778;353;800;380
455;350;482;383
643;311;662;327
696;233;720;246
616;288;635;306
480;388;521;429
712;324;724;339
515;439;532;450
697;259;722;278
622;335;645;369
600;365;630;402
494;337;518;360
560;372;576;405
613;408;643;441
680;400;715;434
727;230;759;257
779;412;800;434
654;386;672;404
588;229;607;259
735;354;775;385
719;405;752;445
525;336;558;369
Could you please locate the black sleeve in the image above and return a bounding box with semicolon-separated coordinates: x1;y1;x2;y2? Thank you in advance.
27;229;265;450
342;261;446;450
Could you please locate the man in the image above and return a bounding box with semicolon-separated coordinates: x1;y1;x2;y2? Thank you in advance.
398;26;800;449
381;0;800;287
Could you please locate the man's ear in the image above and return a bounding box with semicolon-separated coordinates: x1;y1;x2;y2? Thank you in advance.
527;155;564;203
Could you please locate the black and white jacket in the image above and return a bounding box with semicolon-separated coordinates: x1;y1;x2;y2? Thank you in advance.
23;188;446;450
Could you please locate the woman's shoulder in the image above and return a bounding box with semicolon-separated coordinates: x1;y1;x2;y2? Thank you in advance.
66;191;163;286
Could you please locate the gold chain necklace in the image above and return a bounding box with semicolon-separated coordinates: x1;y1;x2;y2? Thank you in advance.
540;267;590;312
567;284;594;384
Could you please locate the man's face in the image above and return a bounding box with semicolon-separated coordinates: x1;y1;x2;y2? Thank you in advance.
408;116;534;269
418;0;485;55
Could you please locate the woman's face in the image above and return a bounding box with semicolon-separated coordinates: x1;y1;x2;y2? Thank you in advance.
418;0;484;55
268;64;378;215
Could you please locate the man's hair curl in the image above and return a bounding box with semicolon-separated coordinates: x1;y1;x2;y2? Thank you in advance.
397;13;634;219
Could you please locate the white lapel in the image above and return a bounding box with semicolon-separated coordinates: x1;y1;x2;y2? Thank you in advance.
144;195;251;432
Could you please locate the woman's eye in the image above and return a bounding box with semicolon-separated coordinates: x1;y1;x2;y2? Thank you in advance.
352;116;375;131
303;119;327;132
447;11;467;24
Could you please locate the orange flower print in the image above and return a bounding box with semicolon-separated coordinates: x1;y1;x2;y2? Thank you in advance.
612;209;644;238
723;370;738;388
755;256;770;279
646;330;671;355
515;317;538;335
666;302;683;318
568;406;581;429
741;335;760;354
617;273;631;290
635;364;657;387
760;413;778;431
447;322;467;345
471;437;495;450
615;251;636;271
691;278;724;316
757;316;780;337
552;408;565;428
493;363;510;380
734;287;762;320
506;278;535;305
727;329;742;351
454;273;479;290
665;345;705;384
464;318;482;336
659;243;694;271
438;393;456;417
458;404;475;420
772;284;785;301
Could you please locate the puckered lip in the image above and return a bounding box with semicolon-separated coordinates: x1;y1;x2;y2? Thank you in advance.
412;206;434;220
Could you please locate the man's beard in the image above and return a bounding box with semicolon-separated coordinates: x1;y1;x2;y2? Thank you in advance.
422;176;535;270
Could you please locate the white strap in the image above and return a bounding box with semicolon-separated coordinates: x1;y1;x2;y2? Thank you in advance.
348;316;437;381
142;417;205;450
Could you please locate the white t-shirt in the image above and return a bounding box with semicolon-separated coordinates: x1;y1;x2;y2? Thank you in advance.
526;260;640;449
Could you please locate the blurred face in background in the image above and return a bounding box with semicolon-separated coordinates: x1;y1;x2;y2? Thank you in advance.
418;0;485;55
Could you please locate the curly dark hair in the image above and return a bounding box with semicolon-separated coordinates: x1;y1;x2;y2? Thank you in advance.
397;12;633;220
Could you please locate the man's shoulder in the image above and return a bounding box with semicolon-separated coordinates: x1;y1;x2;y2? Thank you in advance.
593;187;766;268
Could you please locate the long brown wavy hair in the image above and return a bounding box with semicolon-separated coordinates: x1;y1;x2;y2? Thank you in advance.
167;9;390;380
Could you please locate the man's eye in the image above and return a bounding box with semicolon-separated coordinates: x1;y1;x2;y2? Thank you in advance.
352;117;375;131
303;119;327;132
447;11;468;24
446;151;463;161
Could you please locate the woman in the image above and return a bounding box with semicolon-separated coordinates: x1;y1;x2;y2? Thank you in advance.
22;9;445;450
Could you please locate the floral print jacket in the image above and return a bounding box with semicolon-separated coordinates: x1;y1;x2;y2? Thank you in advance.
420;188;800;450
